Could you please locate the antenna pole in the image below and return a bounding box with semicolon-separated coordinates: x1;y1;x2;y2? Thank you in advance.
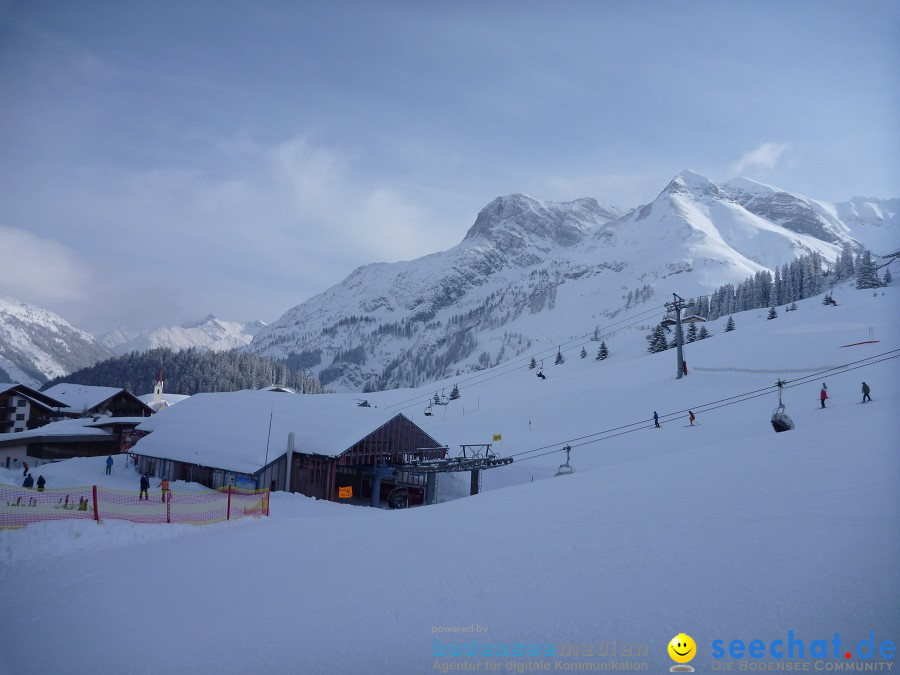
263;406;274;468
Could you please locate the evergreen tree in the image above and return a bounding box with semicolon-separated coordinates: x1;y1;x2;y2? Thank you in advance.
855;250;880;289
529;356;537;369
698;325;710;340
884;266;893;285
592;326;600;342
789;302;798;311
725;316;736;332
596;341;609;360
554;349;565;365
646;325;668;353
839;242;855;280
449;383;461;400
580;346;587;359
767;306;778;320
686;322;698;343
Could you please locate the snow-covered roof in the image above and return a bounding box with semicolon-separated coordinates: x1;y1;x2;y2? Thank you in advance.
132;390;402;475
0;382;68;409
42;383;132;414
0;417;115;443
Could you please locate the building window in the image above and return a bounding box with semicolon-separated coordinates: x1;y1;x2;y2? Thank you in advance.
14;427;23;432
15;414;24;420
17;399;26;407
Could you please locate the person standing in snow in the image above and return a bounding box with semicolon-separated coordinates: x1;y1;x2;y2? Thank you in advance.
688;410;696;426
158;476;169;502
105;455;114;475
820;386;828;408
22;461;28;476
653;411;660;428
861;382;871;403
23;473;34;489
139;474;150;500
36;475;46;492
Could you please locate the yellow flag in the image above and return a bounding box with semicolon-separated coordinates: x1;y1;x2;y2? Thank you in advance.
492;434;502;442
338;486;353;499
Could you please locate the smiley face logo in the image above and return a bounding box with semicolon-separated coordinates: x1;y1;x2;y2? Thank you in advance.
668;633;696;664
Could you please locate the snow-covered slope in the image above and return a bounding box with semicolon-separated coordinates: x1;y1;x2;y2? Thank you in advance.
0;295;114;387
102;315;267;355
248;171;897;391
1;282;896;674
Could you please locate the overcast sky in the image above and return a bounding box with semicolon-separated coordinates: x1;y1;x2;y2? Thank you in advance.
1;0;897;335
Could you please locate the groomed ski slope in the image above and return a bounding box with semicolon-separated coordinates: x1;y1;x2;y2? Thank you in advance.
0;283;897;674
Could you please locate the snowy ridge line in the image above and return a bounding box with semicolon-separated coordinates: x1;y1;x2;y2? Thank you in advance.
509;350;900;464
384;304;666;412
694;365;846;374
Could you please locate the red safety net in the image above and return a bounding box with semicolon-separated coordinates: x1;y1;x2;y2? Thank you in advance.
1;483;269;529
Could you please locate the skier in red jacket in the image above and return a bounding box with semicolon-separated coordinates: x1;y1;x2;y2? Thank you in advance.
820;387;828;408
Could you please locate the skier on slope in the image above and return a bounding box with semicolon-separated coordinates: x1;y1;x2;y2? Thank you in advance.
653;411;660;428
158;476;170;502
820;386;828;408
688;410;696;426
861;382;871;403
23;473;34;489
139;474;150;501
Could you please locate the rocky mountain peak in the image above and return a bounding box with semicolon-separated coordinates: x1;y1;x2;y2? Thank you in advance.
462;193;621;250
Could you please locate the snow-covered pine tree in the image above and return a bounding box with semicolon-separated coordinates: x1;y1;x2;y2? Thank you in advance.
580;346;587;359
596;341;609;360
449;384;460;400
529;356;536;369
768;307;778;320
686;322;698;343
883;266;893;285
855;250;880;289
789;302;798;311
646;325;667;353
839;242;855;280
725;316;736;332
698;325;710;340
555;349;565;365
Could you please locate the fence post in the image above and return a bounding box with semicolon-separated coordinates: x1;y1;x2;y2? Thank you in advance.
166;490;171;524
92;485;100;523
264;488;270;517
226;484;232;520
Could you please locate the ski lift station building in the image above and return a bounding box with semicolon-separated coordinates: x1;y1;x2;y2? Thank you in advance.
130;390;447;505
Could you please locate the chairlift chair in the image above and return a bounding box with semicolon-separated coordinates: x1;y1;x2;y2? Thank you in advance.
770;380;795;433
536;359;546;380
554;445;574;477
424;403;434;417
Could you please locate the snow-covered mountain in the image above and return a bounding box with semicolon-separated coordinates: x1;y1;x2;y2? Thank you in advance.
0;296;114;387
248;171;898;391
100;315;267;355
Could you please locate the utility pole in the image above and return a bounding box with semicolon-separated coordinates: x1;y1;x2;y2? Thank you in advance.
665;293;692;379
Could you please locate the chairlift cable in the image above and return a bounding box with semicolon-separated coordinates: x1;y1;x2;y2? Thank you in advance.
511;351;899;464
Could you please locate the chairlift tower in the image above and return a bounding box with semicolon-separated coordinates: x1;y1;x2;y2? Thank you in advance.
665;293;692;380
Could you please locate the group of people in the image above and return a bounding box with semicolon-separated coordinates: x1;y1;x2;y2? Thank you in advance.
22;472;46;491
137;473;169;502
652;410;697;427
820;381;873;408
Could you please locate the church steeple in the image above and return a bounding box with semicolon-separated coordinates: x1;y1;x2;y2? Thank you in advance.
153;370;164;410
